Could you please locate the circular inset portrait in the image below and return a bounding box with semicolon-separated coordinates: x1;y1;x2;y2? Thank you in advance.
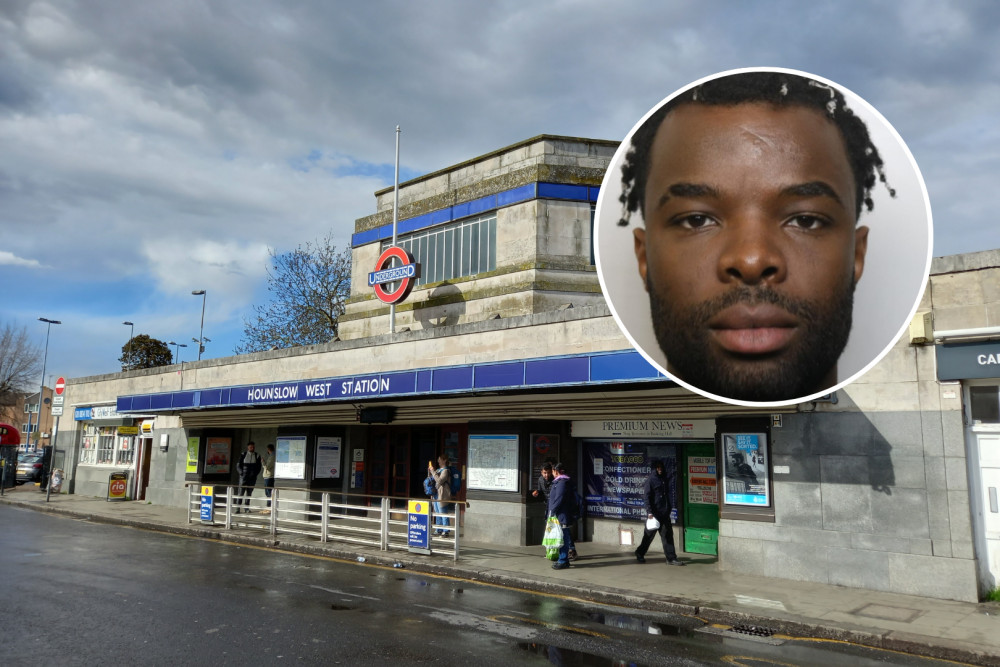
595;67;932;407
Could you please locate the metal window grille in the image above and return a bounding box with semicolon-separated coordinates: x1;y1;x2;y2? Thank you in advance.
384;213;497;287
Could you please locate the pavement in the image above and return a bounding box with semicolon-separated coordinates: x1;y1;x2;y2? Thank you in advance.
2;484;998;666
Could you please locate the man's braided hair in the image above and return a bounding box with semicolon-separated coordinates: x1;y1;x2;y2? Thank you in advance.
618;71;894;226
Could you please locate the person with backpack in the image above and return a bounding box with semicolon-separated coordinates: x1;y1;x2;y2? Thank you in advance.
428;454;453;537
547;462;579;569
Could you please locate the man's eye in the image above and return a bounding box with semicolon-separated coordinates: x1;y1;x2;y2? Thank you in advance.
786;215;829;230
674;214;716;230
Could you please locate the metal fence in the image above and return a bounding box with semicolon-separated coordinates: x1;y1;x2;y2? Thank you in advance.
185;484;461;560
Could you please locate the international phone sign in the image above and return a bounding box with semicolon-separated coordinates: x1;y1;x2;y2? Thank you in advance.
369;246;420;304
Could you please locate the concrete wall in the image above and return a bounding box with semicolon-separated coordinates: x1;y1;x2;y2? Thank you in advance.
717;251;1000;602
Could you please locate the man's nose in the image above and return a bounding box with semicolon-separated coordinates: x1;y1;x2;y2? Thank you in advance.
716;221;786;286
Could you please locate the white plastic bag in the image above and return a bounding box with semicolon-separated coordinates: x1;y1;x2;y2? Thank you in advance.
646;516;660;531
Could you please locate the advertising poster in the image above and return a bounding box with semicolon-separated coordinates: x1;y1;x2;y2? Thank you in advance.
467;434;518;492
276;435;307;479
722;433;769;506
582;442;678;521
687;456;718;504
314;436;342;479
529;433;559;492
203;437;231;474
186;436;199;473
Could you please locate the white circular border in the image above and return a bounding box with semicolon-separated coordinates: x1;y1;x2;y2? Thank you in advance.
594;66;934;408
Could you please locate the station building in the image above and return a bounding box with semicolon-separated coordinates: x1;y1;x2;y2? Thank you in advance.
56;135;1000;603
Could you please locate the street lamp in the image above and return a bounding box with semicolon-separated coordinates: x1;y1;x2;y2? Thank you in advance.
168;341;187;363
30;318;59;498
192;290;206;361
123;321;134;368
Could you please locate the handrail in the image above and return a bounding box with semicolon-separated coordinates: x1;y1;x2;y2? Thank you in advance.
184;483;462;561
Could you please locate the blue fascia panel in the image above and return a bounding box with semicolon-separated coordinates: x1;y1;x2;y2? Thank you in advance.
150;393;173;410
172;392;196;409
588;186;600;202
200;389;223;406
416;370;433;392
131;395;152;411
433;366;474;392
116;397;131;412
591;351;662;381
525;356;590;385
537;182;589;201
474;362;525;389
497;183;537;208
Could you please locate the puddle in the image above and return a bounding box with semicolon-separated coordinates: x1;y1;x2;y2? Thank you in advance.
586;611;692;637
516;641;650;666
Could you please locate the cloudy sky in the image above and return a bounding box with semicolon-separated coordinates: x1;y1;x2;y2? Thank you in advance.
2;0;998;382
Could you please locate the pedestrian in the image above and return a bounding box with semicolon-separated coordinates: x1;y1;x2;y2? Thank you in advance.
533;462;576;560
429;454;452;536
531;461;554;506
634;458;684;566
547;462;579;570
261;444;275;513
234;441;262;514
38;445;52;492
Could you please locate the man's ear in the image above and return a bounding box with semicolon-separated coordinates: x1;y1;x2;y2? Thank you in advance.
853;225;869;284
634;227;649;292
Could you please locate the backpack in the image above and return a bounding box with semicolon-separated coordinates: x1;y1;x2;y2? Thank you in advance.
423;476;436;497
449;465;461;496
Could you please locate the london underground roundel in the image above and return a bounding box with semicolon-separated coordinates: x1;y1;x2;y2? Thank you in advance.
369;246;421;304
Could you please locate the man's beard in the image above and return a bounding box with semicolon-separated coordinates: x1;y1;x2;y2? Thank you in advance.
648;279;855;402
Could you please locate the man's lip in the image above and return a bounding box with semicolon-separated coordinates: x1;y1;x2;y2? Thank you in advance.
708;305;799;355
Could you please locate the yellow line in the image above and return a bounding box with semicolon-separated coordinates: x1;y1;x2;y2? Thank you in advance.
489;614;609;638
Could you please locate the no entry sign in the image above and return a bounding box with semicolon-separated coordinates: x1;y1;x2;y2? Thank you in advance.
55;377;65;395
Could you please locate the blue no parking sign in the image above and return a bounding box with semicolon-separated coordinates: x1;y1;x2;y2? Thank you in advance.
200;486;214;522
407;499;430;553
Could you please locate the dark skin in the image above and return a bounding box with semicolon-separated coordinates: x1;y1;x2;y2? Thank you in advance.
633;103;869;400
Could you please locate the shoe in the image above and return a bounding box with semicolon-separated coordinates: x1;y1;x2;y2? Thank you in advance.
634;550;645;564
667;559;686;566
568;549;577;561
551;562;570;570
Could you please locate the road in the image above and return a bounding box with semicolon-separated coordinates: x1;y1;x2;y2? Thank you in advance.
0;505;972;666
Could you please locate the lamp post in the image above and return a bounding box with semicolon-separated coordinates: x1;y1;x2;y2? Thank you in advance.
168;341;187;363
36;318;60;499
192;290;206;361
123;321;134;369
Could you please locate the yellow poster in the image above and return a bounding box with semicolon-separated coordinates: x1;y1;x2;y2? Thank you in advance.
186;437;200;473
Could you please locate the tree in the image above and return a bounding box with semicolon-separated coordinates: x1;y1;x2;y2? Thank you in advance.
236;232;351;353
0;322;41;421
120;334;173;370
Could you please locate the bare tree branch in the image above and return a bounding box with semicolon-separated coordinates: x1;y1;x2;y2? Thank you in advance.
236;232;352;354
0;322;41;409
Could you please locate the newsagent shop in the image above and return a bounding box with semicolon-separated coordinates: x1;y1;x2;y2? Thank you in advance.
57;135;998;603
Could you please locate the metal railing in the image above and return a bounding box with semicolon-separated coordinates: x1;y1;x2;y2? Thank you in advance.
185;484;462;560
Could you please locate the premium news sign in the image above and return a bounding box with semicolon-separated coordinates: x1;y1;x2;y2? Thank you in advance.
571;419;715;439
937;340;1000;381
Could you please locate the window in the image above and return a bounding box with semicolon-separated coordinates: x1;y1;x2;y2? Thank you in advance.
21;423;37;434
96;427;116;464
116;436;135;466
80;425;98;465
24;403;38;414
971;385;1000;424
384;212;497;287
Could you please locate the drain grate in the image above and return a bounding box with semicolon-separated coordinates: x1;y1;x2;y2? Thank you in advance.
729;624;775;637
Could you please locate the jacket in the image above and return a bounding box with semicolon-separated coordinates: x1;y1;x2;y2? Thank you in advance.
262;452;275;479
548;475;578;524
643;459;674;520
431;466;452;502
237;450;262;482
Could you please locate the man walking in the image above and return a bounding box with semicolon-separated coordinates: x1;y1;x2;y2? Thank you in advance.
235;441;262;514
635;458;684;566
548;462;579;570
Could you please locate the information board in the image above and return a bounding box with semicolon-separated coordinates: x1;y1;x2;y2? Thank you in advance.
276;435;307;479
467;434;518;492
203;436;231;474
721;433;769;506
314;436;342;479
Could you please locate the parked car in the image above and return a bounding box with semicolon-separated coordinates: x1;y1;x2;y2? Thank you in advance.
16;452;44;485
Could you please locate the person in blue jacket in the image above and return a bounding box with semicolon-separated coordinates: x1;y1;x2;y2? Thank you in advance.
635;458;684;565
547;462;579;570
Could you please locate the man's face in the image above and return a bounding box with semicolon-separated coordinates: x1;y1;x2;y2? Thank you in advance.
542;468;553;481
633;103;868;402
